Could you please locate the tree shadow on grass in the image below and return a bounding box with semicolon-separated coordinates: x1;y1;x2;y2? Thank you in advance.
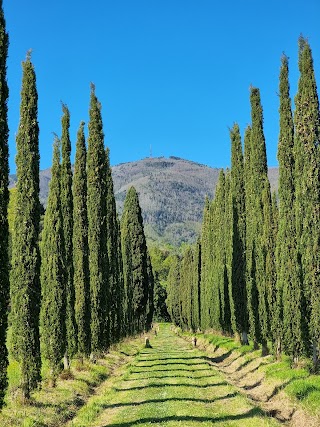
115;381;228;391
101;392;239;410
129;366;212;374
136;356;209;362
124;373;217;381
202;350;232;364
133;361;210;368
101;407;265;427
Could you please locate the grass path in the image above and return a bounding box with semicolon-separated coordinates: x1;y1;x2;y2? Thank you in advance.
72;324;280;427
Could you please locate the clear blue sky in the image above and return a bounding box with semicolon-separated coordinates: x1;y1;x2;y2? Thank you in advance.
5;0;320;173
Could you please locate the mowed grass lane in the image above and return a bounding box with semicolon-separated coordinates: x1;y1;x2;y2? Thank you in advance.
72;324;279;427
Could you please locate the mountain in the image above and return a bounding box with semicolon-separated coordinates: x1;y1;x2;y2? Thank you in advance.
9;156;279;247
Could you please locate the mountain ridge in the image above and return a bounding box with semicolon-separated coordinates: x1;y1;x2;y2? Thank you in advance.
9;156;279;246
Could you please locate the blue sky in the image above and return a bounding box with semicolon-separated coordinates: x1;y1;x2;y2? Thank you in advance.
5;0;320;173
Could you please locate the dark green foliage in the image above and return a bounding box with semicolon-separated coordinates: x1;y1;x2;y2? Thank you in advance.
153;273;170;322
10;53;41;398
211;171;227;331
166;255;181;325
40;138;66;380
0;0;9;407
121;186;150;334
179;246;194;330
192;239;201;331
200;198;212;331
293;37;320;363
229;124;247;341
146;252;155;330
245;88;273;351
275;55;304;359
73;121;91;357
87;84;109;353
60;104;77;360
105;148;122;343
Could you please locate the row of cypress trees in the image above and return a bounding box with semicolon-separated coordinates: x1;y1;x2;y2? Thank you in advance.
1;54;154;403
167;37;320;368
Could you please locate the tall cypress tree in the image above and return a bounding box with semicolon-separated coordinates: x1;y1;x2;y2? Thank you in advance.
73;121;91;357
40;138;66;385
105;147;121;343
229;124;248;343
10;53;41;399
146;251;154;331
275;55;303;361
193;239;201;331
166;255;181;326
60;104;77;366
87;84;109;354
222;170;232;334
211;170;226;331
294;37;320;367
0;0;9;407
121;186;149;334
200;197;211;331
179;246;194;330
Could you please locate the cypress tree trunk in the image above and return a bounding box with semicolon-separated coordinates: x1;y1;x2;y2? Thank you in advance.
73;121;91;358
10;53;41;400
40;138;66;386
60;104;77;369
87;84;109;355
0;0;9;407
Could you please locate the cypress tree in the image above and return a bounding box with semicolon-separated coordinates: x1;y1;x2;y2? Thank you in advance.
166;255;181;326
121;186;149;334
73;121;91;357
222;170;232;334
294;37;320;367
87;84;109;354
10;53;41;399
200;197;211;331
211;170;226;331
40;138;66;385
0;0;9;407
229;123;248;343
193;239;201;331
275;55;303;361
146;252;154;331
179;246;194;330
60;104;77;366
245;88;272;353
105;147;121;343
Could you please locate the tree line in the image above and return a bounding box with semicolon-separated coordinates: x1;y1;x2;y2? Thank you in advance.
167;37;320;369
0;2;153;405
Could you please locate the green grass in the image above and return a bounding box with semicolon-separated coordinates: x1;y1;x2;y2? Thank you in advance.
0;337;143;427
71;323;279;427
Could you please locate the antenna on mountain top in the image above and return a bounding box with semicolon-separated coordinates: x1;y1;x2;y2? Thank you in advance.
150;144;152;158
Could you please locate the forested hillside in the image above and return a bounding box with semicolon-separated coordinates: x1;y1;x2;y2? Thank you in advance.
9;157;279;246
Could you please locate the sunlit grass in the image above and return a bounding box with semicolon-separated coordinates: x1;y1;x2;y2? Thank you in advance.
71;323;279;427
